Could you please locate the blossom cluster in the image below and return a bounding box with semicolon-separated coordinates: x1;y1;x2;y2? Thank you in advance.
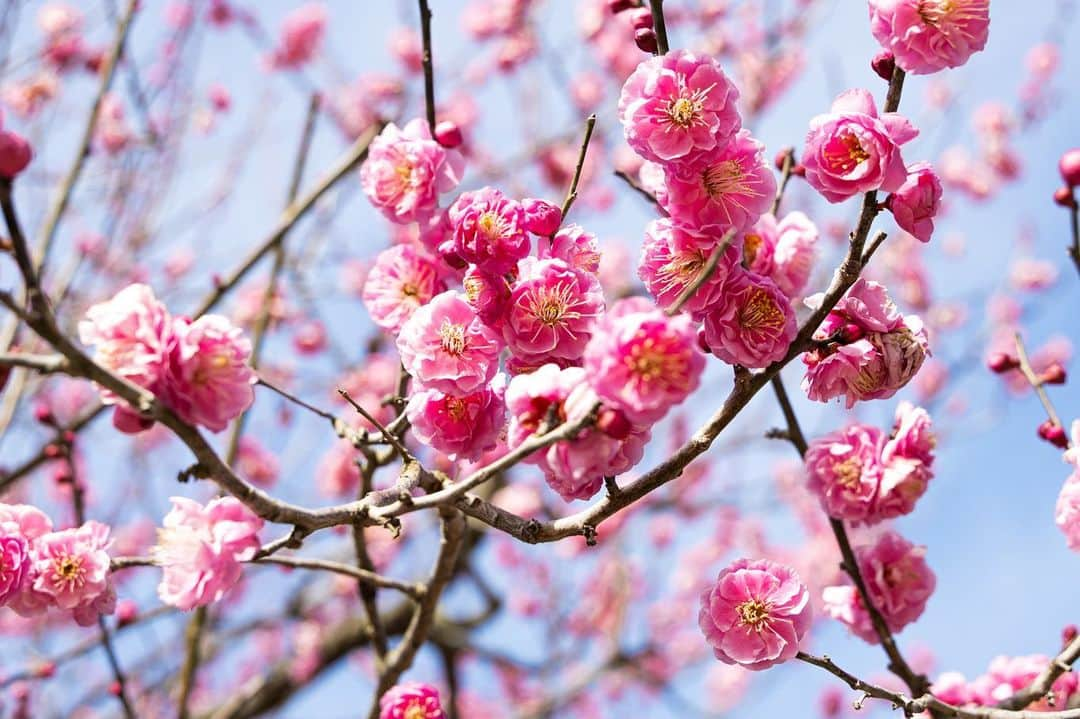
805;401;936;523
933;654;1079;711
79;283;256;433
0;502;115;626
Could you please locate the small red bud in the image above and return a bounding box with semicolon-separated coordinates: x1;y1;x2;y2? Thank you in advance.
987;352;1020;374
62;430;75;443
696;327;711;354
43;444;61;458
839;323;864;343
1038;420;1069;449
0;130;33;179
1040;363;1067;385
35;661;56;679
628;8;653;29
434;120;463;149
32;403;55;426
1063;624;1079;646
634;27;658;54
1059;148;1080;188
108;681;122;696
790;163;806;177
871;50;896;82
1053;186;1077;209
773;148;795;172
116;599;138;627
596;407;633;440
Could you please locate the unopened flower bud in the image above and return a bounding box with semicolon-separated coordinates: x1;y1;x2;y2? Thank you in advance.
1040;362;1067;385
634;27;658;54
1054;186;1077;209
871;50;896;81
628;7;653;29
1038;420;1069;449
434;120;463;149
1059;148;1080;188
607;0;638;13
987;352;1020;374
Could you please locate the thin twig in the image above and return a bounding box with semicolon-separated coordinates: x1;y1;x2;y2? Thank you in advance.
665;228;737;316
648;0;670;54
255;556;424;599
558;114;597;225
1014;332;1067;434
417;0;437;132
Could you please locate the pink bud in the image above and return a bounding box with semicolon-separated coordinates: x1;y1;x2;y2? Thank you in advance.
1059;148;1080;188
1063;624;1078;646
790;163;806;177
116;599;138;627
634;27;658;54
1041;363;1067;385
108;681;122;696
35;662;55;679
1038;420;1069;449
871;50;896;81
596;406;632;440
607;0;638;13
0;130;32;179
208;83;231;111
987;352;1020;374
773;148;795;172
32;403;55;426
628;8;653;29
839;323;864;343
292;320;327;355
434;120;463;149
1054;186;1077;209
522;198;562;236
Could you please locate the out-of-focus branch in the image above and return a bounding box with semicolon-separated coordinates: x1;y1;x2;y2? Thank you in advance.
256;555;424;599
1014;332;1069;441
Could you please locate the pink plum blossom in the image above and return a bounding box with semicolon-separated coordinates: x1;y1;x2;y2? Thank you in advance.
701;269;797;368
0;523;30;607
362;244;448;333
406;374;507;461
618;49;741;164
153;496;263;611
868;0;990;75
698;558;812;671
521;198;562;236
770;211;820;298
447;187;530;274
1056;472;1080;552
887;162;943;242
360;119;464;224
967;655;1080;709
638;218;741;316
32;521;114;625
268;3;326;69
396;291;503;396
162;314;256;433
462;266;512;328
542;224;602;275
379;682;445;719
823;531;935;643
502;256;604;364
583;298;705;424
802;89;917;203
805;424;884;522
661;129;776;232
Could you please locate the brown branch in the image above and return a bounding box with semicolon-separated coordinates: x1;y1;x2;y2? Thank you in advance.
417;0;437;132
648;0;670;54
254;556;424;599
997;634;1080;710
613;169;664;212
664;228;737;316
1014;332;1068;437
558;114;597;225
1067;202;1079;278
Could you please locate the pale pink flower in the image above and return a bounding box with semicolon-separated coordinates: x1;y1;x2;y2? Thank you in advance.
542;224;601;275
406;374;507;461
396;291;503;396
882;401;936;465
823;531;935;643
1056;472;1080;552
362;244;447;333
698;558;812;671
235;437;280;488
802;89;917;203
379;682;445;719
153;496;263;611
502;256;604;364
638;218;741;316
771;211;820;297
969;655;1080;710
94;93;133;155
32;521;113;624
661;129;776;232
268;3;326;69
447;187;530;274
805;424;884;522
360;119;464;224
583;299;705;424
1009;258;1058;292
618;49;741;163
887;162;942;242
868;0;990;75
162;314;255;432
740;214;779;279
702;269;797;368
931;672;975;706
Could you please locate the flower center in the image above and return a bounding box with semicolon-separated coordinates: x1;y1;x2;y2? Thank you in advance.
445;396;467;421
824;132;870;175
667;97;697;127
400;282;420;299
525;282;588;329
404;702;427;719
438;319;468;356
624;334;689;390
743;233;763;266
52;554;85;590
701;160;749;199
736;599;771;630
657;250;705;296
477;211;510;240
738;289;784;331
833;457;863;490
917;0;954;26
395;163;415;187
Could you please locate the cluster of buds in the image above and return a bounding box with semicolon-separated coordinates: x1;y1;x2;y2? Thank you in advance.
607;0;658;54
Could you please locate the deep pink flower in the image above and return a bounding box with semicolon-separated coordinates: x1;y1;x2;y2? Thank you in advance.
396;291;503;396
882;401;936;465
661;129;776;232
805;424;885;522
1056;472;1080;552
379;682;445;719
583;299;705;424
702;269;797;368
406;374;507;461
0;527;30;607
153;496;263;611
32;521;113;620
162;314;256;432
362;244;448;333
638;218;741;316
823;531;935;643
462;266;512;329
542;223;602;275
618;49;741;163
360;119;464;224
868;0;990;75
78;283;174;411
887;162;942;242
698;558;812;671
447;187;530;274
502;256;604;364
802;89;917;203
521;197;562;236
268;2;326;69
